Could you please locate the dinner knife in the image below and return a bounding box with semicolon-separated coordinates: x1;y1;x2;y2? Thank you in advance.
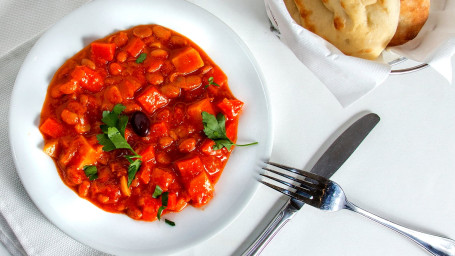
241;113;380;256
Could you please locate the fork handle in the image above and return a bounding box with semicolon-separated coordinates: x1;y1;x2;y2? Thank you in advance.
345;201;455;256
241;199;298;256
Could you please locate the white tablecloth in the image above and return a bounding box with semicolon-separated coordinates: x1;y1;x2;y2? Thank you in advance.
2;0;455;256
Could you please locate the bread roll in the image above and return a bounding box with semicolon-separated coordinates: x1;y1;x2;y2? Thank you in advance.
388;0;430;46
287;0;400;60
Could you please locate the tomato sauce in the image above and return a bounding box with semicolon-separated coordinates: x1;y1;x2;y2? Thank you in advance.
39;24;244;221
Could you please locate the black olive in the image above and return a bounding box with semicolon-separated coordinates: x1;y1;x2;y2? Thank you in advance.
131;111;150;137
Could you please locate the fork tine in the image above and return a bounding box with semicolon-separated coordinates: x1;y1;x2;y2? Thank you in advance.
266;161;329;184
260;173;314;195
259;180;315;205
262;167;322;190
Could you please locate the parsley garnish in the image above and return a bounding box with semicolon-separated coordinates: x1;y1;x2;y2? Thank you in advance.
201;111;258;151
205;76;220;88
126;158;142;186
157;192;168;220
83;165;98;181
96;104;142;187
152;185;163;198
153;188;174;225
165;219;175;226
157;206;165;220
136;53;147;63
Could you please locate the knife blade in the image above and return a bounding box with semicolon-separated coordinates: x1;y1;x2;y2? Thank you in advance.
241;113;380;256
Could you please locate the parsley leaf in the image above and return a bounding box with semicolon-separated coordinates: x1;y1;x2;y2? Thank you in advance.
118;115;129;137
96;133;116;151
152;185;163;198
165;219;175;226
157;206;166;220
101;104;126;127
96;104;142;188
127;159;142;187
161;192;169;206
205;76;221;88
157;192;169;220
202;111;258;151
83;165;98;181
136;53;147;63
107;126;133;151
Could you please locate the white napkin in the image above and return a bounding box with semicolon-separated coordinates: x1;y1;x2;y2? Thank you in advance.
264;0;455;107
0;1;109;255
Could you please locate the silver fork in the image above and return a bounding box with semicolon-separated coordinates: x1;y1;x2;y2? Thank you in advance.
261;162;455;256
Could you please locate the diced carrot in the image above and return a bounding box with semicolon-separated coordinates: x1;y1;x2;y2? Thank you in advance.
166;193;178;210
187;171;214;207
91;42;116;61
217;98;244;119
60;135;101;169
175;155;203;179
200;155;223;175
150;121;169;138
125;37;145;57
138;163;152;184
71;66;105;92
136;86;169;114
186;98;215;123
43;139;60;158
225;121;238;142
171;47;204;74
138;144;155;163
142;197;159;221
150;167;174;190
200;139;222;156
104;85;123;104
119;78;141;99
211;67;228;86
170;196;188;212
40;118;65;138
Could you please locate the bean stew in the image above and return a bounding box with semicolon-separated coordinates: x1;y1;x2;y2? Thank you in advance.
39;24;246;222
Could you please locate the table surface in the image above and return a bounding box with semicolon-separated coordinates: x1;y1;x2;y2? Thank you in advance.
3;0;455;255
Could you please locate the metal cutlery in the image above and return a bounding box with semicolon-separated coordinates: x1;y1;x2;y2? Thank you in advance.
241;113;380;255
261;163;455;256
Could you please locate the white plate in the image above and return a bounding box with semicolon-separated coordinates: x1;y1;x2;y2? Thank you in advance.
8;0;273;255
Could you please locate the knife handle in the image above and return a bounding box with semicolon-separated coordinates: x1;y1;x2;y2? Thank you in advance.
241;199;298;256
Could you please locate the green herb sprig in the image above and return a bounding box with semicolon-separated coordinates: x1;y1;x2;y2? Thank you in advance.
157;192;168;220
96;104;142;186
136;53;147;63
205;76;220;88
152;186;175;226
201;111;258;151
83;165;98;181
